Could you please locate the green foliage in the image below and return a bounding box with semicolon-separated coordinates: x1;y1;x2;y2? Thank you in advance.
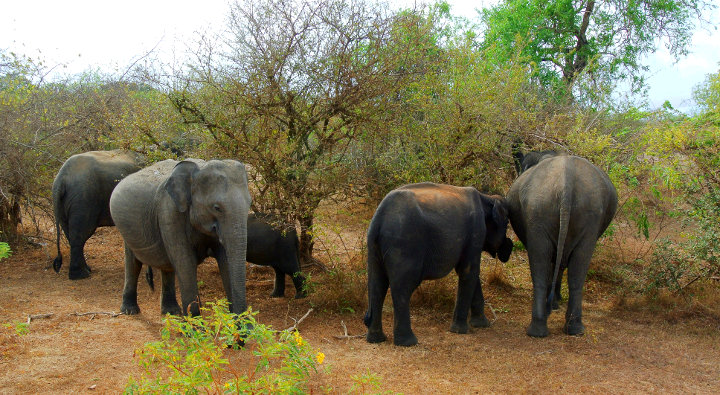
694;68;720;125
480;0;710;94
125;300;324;394
0;241;10;260
349;370;384;394
2;321;29;336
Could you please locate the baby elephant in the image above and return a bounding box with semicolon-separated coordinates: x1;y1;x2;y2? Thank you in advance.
146;212;307;298
364;182;513;346
247;212;307;299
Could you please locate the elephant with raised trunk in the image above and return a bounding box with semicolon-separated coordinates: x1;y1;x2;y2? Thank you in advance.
506;152;617;337
109;159;252;316
52;150;144;279
364;182;513;346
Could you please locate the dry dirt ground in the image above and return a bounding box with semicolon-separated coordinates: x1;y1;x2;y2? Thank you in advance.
1;210;720;394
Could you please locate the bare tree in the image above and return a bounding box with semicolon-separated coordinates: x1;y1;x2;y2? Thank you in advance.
169;0;420;262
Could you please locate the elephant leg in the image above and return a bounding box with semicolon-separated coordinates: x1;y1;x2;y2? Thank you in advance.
175;263;201;316
270;266;286;298
365;253;389;344
450;263;480;334
160;270;182;316
470;276;490;328
120;243;142;315
564;241;594;336
67;213;96;280
390;284;417;346
291;271;307;299
526;239;553;337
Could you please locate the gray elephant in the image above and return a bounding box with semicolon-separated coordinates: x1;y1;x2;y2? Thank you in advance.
506;152;617;337
52;150;144;279
145;212;307;298
364;182;513;346
109;159;251;316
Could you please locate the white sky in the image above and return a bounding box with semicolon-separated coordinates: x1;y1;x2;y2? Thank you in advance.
1;0;718;113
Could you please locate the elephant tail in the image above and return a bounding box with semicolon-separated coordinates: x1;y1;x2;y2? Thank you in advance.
364;224;386;328
52;181;65;273
145;266;155;291
547;166;572;312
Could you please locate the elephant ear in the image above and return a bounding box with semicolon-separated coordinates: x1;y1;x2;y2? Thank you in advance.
166;160;199;213
491;197;509;226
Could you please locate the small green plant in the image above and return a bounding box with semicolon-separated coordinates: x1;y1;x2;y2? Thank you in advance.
0;242;11;260
125;299;324;394
3;321;28;336
349;370;384;394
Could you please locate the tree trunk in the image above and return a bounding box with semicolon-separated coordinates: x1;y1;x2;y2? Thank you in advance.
0;197;21;242
298;213;315;267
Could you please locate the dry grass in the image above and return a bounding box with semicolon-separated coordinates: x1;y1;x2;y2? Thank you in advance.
1;199;720;393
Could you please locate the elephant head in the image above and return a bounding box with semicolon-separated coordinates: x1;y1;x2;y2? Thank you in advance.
482;195;513;263
166;160;252;314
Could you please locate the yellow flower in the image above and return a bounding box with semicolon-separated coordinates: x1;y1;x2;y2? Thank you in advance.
316;352;325;364
293;330;304;345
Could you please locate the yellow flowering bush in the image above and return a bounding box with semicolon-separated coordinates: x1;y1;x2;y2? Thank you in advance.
125;300;324;394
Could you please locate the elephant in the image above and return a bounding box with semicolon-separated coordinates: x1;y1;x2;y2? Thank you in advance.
506;152;617;337
145;212;307;298
364;182;514;346
52;150;144;279
109;159;252;317
247;212;307;298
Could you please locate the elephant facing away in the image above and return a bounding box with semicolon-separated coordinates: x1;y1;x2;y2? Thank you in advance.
52;150;144;279
109;159;252;317
506;154;617;337
364;182;513;346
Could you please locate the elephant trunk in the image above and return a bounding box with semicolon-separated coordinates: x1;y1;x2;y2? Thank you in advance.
225;215;249;315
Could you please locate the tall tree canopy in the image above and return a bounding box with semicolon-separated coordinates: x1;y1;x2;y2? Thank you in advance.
481;0;709;92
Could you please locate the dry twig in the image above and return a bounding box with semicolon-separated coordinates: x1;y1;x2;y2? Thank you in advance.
284;308;313;332
70;311;124;320
332;320;365;340
27;313;54;325
485;303;499;324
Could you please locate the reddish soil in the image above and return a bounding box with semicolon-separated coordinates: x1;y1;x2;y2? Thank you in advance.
1;210;720;394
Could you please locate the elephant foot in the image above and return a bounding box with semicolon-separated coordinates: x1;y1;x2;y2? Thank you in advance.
563;319;585;336
161;304;182;316
366;331;387;344
293;292;307;299
470;315;491;328
526;319;549;338
393;332;418;347
121;303;141;315
449;321;469;334
69;267;91;280
270;289;285;298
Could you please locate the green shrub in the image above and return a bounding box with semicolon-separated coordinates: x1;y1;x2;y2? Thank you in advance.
125;300;324;394
0;242;10;260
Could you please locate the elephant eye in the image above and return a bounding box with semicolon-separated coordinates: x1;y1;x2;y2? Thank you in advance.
213;204;223;213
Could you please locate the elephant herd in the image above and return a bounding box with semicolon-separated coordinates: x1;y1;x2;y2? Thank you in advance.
51;148;617;347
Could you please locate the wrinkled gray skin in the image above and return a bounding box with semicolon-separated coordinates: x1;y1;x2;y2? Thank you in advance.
506;153;617;337
247;212;307;298
52;150;144;279
110;159;251;316
146;212;306;298
364;182;513;346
